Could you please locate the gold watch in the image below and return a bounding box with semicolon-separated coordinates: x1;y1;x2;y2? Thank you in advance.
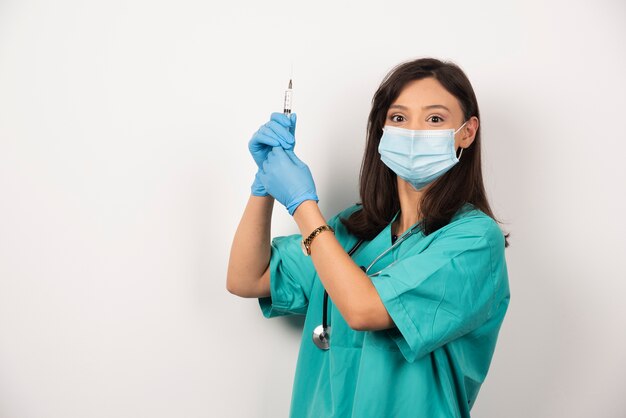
301;225;335;256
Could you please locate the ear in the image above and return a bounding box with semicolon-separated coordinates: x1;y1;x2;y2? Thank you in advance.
460;116;479;149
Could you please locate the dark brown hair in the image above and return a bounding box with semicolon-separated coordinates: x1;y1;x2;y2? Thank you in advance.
341;57;509;246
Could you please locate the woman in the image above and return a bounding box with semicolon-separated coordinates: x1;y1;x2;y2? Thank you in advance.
227;57;510;418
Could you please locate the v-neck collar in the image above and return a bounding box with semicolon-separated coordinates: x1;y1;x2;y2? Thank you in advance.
389;210;401;245
389;210;424;246
351;210;403;274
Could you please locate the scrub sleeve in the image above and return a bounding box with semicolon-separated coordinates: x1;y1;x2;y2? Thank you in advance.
258;210;353;318
370;215;507;363
258;234;315;317
256;204;510;418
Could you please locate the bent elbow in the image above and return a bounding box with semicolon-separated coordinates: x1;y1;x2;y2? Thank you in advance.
345;308;369;331
226;281;252;298
226;270;246;297
347;307;395;332
348;319;368;332
348;317;390;332
226;272;269;299
226;275;239;296
226;280;238;296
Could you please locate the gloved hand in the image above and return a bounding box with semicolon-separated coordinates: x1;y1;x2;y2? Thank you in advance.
259;146;318;215
249;113;297;196
251;171;268;196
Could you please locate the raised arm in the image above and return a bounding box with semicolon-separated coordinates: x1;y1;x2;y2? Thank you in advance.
258;147;395;331
227;112;296;298
226;195;274;298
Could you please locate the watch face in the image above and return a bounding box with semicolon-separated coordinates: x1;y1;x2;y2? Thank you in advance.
301;240;309;256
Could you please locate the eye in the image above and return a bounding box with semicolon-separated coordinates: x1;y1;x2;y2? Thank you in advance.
389;114;405;123
427;115;444;123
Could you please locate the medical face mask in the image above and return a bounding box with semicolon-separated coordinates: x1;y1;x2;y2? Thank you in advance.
378;121;467;191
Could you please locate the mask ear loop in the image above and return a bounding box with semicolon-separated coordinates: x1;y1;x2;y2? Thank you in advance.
454;120;468;134
454;120;469;161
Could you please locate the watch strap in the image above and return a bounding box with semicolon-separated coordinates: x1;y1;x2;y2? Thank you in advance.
302;225;335;256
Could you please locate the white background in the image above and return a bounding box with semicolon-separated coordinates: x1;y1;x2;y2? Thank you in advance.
1;0;625;417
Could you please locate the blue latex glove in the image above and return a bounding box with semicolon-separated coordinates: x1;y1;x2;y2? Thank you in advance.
251;171;268;197
259;146;318;215
249;113;297;196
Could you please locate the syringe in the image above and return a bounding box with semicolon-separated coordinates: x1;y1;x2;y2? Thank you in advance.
283;79;293;116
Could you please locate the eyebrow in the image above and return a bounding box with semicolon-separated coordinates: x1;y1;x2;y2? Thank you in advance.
388;104;451;112
422;104;450;112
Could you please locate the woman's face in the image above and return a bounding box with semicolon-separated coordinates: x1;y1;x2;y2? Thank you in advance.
384;77;478;150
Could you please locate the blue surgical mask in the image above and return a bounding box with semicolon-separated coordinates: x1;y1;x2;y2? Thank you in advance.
378;122;467;191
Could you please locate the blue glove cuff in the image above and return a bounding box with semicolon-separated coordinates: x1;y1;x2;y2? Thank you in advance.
251;171;269;197
287;194;319;216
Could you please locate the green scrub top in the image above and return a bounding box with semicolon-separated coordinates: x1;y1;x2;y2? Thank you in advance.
258;203;510;418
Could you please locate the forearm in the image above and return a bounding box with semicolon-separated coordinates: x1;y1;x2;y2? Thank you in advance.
226;195;274;297
293;201;382;329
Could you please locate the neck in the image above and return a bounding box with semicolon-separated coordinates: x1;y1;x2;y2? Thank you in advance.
393;178;423;236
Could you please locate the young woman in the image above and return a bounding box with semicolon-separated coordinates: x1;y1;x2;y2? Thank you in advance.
227;57;511;418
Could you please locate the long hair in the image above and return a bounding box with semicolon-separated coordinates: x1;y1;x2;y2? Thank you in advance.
341;57;509;246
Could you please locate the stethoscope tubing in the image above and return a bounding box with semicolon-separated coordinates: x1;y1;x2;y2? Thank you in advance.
322;239;365;330
321;223;420;330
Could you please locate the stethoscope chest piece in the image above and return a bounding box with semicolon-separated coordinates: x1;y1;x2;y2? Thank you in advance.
312;325;331;350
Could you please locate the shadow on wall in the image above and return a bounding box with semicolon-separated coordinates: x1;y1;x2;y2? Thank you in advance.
282;315;306;332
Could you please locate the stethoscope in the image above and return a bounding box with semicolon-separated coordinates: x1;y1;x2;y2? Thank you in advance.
312;223;422;350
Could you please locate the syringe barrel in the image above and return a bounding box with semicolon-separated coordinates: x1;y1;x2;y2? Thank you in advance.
283;89;293;115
